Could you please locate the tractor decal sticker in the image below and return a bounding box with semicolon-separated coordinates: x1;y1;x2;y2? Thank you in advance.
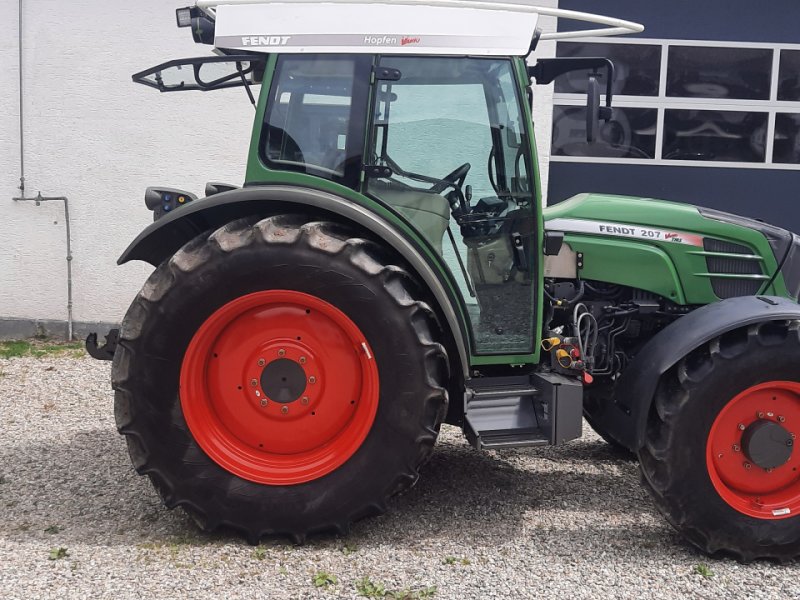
215;33;515;51
546;218;705;247
401;36;421;46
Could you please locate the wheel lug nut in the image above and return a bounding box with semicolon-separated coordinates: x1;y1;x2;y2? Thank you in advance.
732;444;740;452
744;462;752;470
301;396;309;405
281;406;289;414
766;468;774;473
767;412;775;418
278;349;286;357
788;439;794;447
738;423;746;431
779;416;786;423
299;356;307;364
260;399;267;407
757;412;765;419
309;376;317;384
717;453;724;459
250;379;258;387
257;358;265;367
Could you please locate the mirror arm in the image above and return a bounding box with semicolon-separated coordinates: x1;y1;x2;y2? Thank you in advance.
237;63;257;109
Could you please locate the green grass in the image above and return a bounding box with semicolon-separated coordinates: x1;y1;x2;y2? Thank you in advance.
48;547;69;561
0;340;84;359
694;563;714;578
312;571;338;589
355;577;436;599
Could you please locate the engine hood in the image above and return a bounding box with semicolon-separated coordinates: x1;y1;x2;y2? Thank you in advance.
542;193;797;302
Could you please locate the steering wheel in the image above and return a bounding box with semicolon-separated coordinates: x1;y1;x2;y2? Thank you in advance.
429;162;471;194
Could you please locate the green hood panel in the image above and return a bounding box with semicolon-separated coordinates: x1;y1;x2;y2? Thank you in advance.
544;194;787;304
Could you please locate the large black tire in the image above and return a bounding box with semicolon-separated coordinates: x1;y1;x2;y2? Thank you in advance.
112;215;449;542
639;321;800;561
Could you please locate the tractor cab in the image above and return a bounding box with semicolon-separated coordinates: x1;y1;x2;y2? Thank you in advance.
130;0;631;360
256;51;540;353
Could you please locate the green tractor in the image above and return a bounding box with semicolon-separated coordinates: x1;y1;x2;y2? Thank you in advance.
89;0;800;560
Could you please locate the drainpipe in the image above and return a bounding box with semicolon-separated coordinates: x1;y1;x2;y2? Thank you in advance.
17;0;25;198
13;1;74;341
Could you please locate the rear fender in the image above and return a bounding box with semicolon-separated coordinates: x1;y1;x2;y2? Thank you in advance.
119;185;470;373
596;295;800;451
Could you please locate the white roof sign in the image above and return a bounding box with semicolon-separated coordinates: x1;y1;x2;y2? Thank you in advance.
213;2;540;55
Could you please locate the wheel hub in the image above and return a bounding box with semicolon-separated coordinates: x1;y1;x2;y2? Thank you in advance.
741;419;794;470
260;358;307;404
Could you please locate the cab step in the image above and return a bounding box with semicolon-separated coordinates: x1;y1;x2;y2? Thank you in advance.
464;372;583;450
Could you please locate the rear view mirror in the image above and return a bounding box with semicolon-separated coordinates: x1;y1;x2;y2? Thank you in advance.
586;74;614;143
586;76;601;143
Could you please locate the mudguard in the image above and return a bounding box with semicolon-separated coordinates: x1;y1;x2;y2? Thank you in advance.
118;184;470;372
597;295;800;451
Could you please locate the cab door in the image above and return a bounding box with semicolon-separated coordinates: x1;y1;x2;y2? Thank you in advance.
364;56;539;357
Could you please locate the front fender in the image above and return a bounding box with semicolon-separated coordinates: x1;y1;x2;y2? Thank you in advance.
119;185;470;373
596;295;800;451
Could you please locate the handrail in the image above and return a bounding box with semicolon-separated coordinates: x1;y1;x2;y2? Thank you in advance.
194;0;644;40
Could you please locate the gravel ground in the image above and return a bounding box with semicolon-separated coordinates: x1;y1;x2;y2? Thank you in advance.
1;354;798;600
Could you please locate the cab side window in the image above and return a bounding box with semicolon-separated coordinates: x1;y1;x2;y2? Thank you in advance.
261;55;368;187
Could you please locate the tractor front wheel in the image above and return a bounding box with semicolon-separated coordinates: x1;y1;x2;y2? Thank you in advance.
639;321;800;561
112;215;449;542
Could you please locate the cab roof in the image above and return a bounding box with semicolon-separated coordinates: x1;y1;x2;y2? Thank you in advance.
192;0;643;56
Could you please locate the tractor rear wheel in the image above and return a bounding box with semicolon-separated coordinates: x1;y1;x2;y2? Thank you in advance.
112;215;449;542
639;321;800;561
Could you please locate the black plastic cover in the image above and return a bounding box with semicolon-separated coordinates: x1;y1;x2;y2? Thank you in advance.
779;234;800;299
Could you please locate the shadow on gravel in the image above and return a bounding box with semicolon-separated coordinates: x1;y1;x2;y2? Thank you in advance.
0;426;686;557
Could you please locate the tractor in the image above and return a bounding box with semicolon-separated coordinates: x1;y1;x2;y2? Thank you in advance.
87;0;800;561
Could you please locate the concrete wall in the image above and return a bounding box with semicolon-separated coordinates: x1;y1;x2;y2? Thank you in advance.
0;0;556;335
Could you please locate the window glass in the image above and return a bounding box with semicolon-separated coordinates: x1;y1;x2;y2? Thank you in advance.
778;50;800;102
261;55;363;182
667;46;772;100
496;67;532;199
774;113;800;164
662;110;768;162
555;42;661;96
551;106;657;159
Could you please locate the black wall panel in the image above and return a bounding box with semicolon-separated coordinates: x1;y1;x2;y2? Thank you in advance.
558;0;800;44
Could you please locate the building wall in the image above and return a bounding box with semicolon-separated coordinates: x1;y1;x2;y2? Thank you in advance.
0;0;557;333
1;0;259;329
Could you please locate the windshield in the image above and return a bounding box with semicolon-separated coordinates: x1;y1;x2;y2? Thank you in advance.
370;57;532;204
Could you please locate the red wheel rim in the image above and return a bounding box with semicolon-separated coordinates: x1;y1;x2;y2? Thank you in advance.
706;381;800;519
180;290;379;485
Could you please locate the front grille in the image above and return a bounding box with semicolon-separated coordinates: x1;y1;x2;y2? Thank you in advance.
703;238;764;298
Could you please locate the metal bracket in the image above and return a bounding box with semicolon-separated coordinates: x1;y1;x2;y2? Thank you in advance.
363;165;393;179
85;329;120;361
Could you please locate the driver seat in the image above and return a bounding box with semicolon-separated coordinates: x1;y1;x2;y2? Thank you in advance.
367;180;451;255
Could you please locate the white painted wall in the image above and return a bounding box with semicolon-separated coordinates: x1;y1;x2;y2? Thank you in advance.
0;0;556;329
